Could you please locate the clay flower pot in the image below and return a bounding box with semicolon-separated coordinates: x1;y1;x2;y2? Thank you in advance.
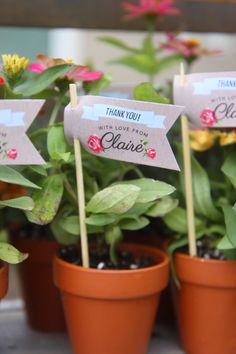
0;262;8;299
12;236;66;332
174;252;236;354
54;243;169;354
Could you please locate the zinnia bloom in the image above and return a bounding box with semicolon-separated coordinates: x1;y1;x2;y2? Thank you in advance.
2;54;29;79
29;54;103;83
122;0;180;21
219;130;236;146
189;129;217;151
161;33;220;62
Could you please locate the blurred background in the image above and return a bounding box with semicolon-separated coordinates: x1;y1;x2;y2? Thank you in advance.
0;27;235;83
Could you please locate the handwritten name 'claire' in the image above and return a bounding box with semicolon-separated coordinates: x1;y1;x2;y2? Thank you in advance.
214;102;236;120
101;132;144;153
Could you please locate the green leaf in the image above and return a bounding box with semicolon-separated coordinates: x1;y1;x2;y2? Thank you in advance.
13;64;74;96
0;166;40;189
47;125;67;160
111;54;159;75
83;72;112;95
26;175;64;225
163;207;205;234
50;207;79;245
124;202;154;217
191;156;222;221
51;151;71;162
221;153;236;188
156;54;182;72
217;235;235;250
86;214;117;226
134;82;170;104
222;205;236;247
86;184;140;214
0;197;34;211
98;36;138;53
146;197;178;217
0;242;28;264
14;64;74;97
123;178;175;203
59;215;80;236
28;165;48;177
58;215;104;236
119;216;150;230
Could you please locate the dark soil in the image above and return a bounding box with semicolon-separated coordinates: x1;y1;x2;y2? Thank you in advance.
183;237;226;260
58;245;157;270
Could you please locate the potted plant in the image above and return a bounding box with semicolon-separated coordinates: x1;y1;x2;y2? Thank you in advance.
0;183;30;299
53;176;175;354
164;133;236;354
0;52;110;330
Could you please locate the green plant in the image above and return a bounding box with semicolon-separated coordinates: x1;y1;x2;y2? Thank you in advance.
164;144;236;284
0;53;111;263
0;52;177;265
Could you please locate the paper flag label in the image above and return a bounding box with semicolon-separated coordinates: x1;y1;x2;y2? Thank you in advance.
0;100;45;165
174;72;236;128
64;96;183;171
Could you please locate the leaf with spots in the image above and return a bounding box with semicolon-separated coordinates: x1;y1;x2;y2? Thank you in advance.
26;174;64;225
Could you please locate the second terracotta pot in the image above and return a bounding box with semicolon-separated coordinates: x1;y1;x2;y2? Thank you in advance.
174;252;236;354
54;243;169;354
0;262;8;299
12;236;66;332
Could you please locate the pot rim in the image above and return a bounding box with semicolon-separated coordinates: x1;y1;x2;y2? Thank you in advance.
54;244;169;275
174;251;236;288
175;251;236;265
54;243;170;299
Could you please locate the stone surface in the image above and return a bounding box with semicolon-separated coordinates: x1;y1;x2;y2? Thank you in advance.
0;309;184;354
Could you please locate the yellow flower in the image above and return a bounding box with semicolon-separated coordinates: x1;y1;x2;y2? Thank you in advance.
2;54;29;78
219;130;236;146
186;38;201;48
189;129;217;151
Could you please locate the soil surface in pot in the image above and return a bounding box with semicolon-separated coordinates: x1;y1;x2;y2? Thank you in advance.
58;245;158;270
182;237;226;260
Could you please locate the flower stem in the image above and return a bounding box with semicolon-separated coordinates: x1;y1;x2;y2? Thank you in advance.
29;128;48;140
109;242;118;265
48;98;62;126
62;173;78;207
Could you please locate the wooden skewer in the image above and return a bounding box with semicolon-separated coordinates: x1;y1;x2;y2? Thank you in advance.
69;84;90;267
179;64;197;257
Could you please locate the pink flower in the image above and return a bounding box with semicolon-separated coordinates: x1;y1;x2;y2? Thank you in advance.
147;148;156;159
161;33;221;60
0;77;5;85
200;108;217;128
66;67;103;82
7;148;17;160
28;63;44;73
28;54;103;83
122;0;180;21
87;135;104;154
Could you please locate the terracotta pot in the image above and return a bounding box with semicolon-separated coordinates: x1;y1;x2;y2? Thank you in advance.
12;236;66;332
174;252;236;354
54;243;169;354
0;262;8;299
